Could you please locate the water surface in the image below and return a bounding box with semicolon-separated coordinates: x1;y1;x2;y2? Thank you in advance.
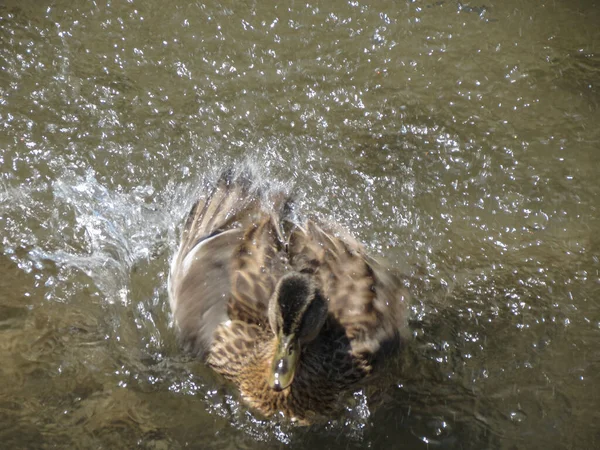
1;0;599;448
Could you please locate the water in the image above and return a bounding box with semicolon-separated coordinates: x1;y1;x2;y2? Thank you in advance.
1;0;599;448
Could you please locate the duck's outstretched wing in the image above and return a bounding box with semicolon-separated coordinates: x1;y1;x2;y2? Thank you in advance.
169;172;259;358
288;220;409;359
169;171;289;358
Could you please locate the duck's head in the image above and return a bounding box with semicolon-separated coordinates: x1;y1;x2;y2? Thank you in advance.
267;272;328;392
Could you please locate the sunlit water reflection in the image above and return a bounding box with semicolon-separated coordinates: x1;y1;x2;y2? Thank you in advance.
1;0;599;448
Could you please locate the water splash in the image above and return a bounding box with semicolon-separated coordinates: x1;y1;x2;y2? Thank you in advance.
1;169;178;307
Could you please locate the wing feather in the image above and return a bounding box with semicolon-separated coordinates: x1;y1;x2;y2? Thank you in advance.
228;215;287;326
169;171;259;357
288;220;409;357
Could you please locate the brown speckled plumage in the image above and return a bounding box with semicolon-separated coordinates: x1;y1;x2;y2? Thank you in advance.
169;170;409;423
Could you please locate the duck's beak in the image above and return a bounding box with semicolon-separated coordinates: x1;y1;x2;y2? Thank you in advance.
268;333;299;391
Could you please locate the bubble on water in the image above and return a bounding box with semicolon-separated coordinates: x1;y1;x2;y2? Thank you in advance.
509;409;527;423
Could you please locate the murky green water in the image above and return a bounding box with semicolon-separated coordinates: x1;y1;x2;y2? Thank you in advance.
1;0;599;448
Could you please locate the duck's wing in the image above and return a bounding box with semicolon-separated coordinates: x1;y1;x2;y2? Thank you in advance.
288;220;409;358
169;173;259;358
205;213;288;380
169;171;289;357
227;214;288;327
173;172;257;266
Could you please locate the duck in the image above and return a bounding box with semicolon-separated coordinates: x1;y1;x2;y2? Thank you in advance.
168;169;410;423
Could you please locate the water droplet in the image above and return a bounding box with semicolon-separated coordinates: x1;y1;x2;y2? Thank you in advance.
509;409;527;423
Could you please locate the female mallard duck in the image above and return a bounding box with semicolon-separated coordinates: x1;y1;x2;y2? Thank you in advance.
169;170;409;423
